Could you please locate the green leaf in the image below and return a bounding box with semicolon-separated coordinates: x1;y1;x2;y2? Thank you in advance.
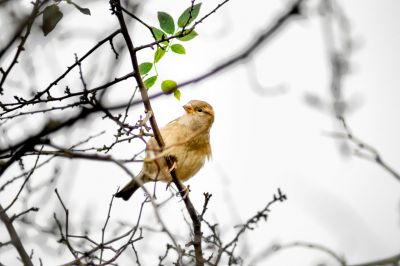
144;76;158;89
157;12;175;35
42;4;63;36
154;47;166;63
170;44;186;54
151;27;167;42
139;62;153;75
178;3;202;28
161;80;177;93
176;30;198;41
66;0;91;15
174;89;181;100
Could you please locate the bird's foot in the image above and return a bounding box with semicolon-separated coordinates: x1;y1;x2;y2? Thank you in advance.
168;155;177;173
168;160;177;173
176;184;190;200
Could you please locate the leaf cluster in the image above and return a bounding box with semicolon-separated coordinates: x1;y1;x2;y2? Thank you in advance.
140;3;202;100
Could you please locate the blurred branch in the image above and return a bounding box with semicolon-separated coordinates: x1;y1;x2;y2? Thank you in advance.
33;145;142;163
0;107;97;175
10;206;39;222
176;0;304;89
0;72;134;110
103;0;305;111
320;0;353;118
0;1;38;59
1;146;42;214
0;0;41;95
279;241;346;265
0;29;122;115
336;116;400;182
249;241;346;266
349;252;400;266
0;132;104;192
0;204;34;266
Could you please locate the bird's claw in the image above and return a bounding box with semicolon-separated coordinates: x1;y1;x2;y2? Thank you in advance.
176;185;190;200
168;160;177;173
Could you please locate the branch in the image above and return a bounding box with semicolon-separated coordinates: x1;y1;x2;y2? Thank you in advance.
0;106;96;164
0;72;134;109
176;0;304;89
349;252;400;266
336;116;400;182
111;1;205;264
102;0;305;110
213;188;287;265
0;204;34;266
0;0;41;95
1;146;43;214
249;241;346;266
99;193;115;263
1;29;121;115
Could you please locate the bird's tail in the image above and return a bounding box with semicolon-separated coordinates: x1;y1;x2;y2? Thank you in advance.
115;173;146;201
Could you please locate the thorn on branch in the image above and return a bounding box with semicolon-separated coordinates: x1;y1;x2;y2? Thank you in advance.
109;38;119;59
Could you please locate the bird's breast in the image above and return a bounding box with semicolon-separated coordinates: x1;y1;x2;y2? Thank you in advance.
175;148;207;182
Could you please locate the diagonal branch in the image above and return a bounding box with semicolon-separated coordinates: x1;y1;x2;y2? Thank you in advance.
348;252;400;266
110;1;205;265
0;204;34;266
337;116;400;182
0;0;41;95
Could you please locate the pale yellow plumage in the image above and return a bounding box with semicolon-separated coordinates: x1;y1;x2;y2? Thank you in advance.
115;100;214;200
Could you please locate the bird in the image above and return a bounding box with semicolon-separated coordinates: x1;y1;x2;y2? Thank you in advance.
115;100;214;201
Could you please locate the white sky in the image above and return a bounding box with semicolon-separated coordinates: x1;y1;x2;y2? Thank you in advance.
1;0;400;265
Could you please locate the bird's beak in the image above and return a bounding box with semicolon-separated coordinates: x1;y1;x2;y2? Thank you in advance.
183;104;194;114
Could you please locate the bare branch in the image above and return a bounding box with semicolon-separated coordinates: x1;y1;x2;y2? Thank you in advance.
335;116;400;182
249;241;346;266
348;252;400;266
0;0;41;95
111;1;203;264
0;204;34;266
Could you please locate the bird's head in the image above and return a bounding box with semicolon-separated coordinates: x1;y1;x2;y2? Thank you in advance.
183;100;214;128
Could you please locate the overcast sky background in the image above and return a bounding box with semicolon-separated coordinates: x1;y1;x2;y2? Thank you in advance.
1;0;400;265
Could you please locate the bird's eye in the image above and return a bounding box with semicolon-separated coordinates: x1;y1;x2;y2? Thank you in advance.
196;108;203;112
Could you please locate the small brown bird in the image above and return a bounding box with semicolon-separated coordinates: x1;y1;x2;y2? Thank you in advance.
115;100;214;200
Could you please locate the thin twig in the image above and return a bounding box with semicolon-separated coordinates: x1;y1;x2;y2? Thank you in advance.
0;0;41;95
1;146;43;213
99;193;116;263
1;29;121;115
335;116;400;182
